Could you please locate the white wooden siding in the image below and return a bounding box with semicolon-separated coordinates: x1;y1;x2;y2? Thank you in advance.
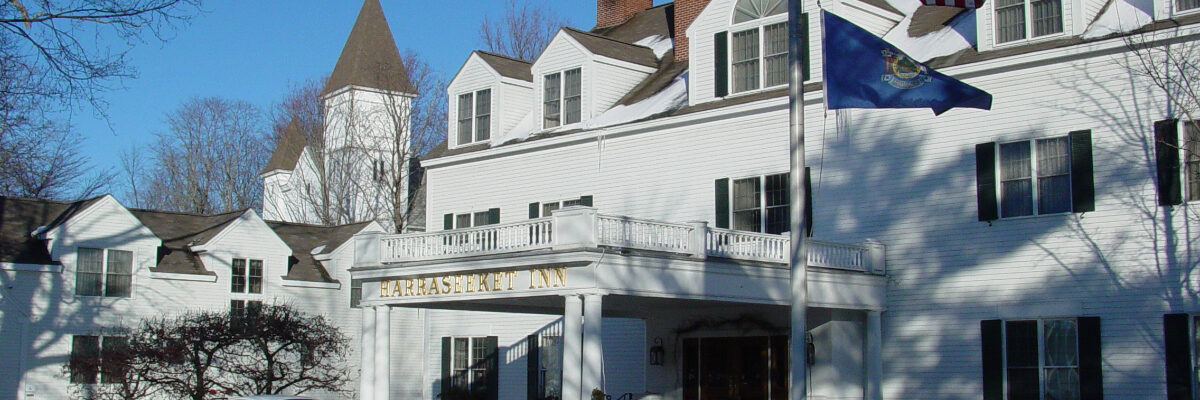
591;61;653;118
448;54;501;149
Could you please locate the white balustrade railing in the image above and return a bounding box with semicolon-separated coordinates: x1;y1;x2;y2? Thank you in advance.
596;215;694;254
363;207;883;274
381;218;553;262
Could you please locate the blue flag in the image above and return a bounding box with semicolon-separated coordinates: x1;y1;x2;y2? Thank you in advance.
822;11;992;115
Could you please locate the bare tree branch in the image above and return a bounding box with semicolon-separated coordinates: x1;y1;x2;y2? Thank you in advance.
478;0;566;61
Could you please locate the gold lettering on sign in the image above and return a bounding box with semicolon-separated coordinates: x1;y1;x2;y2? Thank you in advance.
377;266;569;298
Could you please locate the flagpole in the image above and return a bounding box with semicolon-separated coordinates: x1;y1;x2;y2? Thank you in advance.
787;0;809;399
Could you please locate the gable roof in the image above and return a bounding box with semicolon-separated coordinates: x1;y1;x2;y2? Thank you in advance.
0;196;98;265
475;51;534;82
268;220;375;283
262;118;308;174
323;0;416;96
130;208;245;274
561;27;660;68
589;3;674;44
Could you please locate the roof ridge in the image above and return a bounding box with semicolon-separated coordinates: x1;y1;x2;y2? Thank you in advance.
563;27;656;51
267;220;375;229
0;194;103;206
128;207;249;218
475;50;533;64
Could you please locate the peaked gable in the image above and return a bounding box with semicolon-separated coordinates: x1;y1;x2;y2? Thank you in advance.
323;0;416;96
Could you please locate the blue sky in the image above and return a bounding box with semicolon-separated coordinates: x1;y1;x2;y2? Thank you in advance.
73;0;608;175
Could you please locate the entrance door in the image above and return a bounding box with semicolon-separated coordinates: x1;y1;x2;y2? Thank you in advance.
682;335;788;400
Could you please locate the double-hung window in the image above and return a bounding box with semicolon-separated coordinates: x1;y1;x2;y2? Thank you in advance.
442;336;498;400
443;208;501;230
457;89;491;145
75;248;132;297
543;68;582;129
230;299;263;318
994;0;1063;44
350;279;363;308
977;132;1094;221
981;317;1102;400
728;173;789;234
231;258;263;294
70;335;128;384
730;0;787;93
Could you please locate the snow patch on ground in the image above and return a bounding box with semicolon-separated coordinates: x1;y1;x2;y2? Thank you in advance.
1082;0;1153;39
635;35;674;59
585;71;689;129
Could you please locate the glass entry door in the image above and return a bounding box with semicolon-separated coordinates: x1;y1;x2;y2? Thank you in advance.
682;335;789;400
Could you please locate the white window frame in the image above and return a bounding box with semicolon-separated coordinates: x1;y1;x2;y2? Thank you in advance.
456;88;492;146
449;336;490;393
542;68;582;129
729;172;789;234
992;0;1065;46
538;198;585;218
1174;0;1200;15
230;258;264;295
728;14;789;95
1000;318;1081;400
453;211;494;229
75;247;134;298
993;136;1074;219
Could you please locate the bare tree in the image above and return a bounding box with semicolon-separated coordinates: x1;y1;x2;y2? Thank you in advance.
134;96;268;214
1121;25;1200;149
213;304;352;396
478;0;567;61
270;77;326;146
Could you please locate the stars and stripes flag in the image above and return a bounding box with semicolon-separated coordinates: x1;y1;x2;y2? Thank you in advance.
922;0;986;8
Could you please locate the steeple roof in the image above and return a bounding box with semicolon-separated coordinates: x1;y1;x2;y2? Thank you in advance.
323;0;416;96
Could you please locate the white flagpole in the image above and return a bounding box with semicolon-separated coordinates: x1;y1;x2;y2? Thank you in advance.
787;0;809;399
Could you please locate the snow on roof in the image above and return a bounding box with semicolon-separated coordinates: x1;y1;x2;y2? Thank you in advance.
1082;0;1153;39
584;71;689;130
883;9;977;62
491;108;537;147
634;35;674;59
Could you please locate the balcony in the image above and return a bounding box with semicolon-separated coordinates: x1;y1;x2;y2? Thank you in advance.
355;207;885;275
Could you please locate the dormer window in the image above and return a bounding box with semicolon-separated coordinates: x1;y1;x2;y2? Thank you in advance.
994;0;1062;44
730;0;787;94
544;68;581;129
457;89;491;145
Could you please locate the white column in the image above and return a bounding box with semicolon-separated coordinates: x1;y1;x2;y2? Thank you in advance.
582;294;605;399
865;311;883;400
374;306;391;400
360;307;376;400
563;295;584;400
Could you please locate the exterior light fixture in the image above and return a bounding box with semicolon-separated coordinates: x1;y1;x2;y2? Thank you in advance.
648;337;665;366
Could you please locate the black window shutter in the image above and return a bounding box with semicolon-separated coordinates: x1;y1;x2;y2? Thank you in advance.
1077;316;1103;400
441;337;452;397
444;213;453;230
980;319;1003;400
715;178;730;228
485;336;500;400
527;335;540;400
1069;130;1095;213
488;208;500;225
1156;119;1182;206
800;13;810;81
714;32;728;97
579;195;593;207
529;202;540;219
976;143;999;221
804;167;814;237
1165;313;1192;400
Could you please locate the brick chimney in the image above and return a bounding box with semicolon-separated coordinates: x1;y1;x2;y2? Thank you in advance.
673;0;711;62
596;0;652;28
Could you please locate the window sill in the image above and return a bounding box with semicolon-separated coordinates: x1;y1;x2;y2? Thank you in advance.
150;271;217;282
282;280;341;290
997;211;1074;221
726;83;790;99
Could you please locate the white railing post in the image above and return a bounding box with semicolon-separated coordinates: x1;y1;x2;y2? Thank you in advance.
863;239;886;275
688;221;708;259
354;231;383;268
553;207;598;251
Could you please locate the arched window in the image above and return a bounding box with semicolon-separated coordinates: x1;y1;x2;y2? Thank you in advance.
730;0;788;93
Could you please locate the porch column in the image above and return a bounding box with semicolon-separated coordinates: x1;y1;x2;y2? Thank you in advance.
374;306;391;400
582;294;605;399
866;311;883;400
360;306;376;400
563;295;584;400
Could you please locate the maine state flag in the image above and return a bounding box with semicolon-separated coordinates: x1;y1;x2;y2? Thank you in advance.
822;11;992;115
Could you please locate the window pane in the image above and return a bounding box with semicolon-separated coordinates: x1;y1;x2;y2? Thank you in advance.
1038;176;1071;214
733;177;762;232
474;211;490;227
70;335;100;384
105;250;133;297
1000;142;1033;217
542;202;560;217
78;248;104;273
1043;368;1080;400
351;279;363;308
1186;124;1199;201
1043;319;1078;367
995;0;1026;43
732;29;760;93
231;300;245;317
1036;138;1072;214
733;0;786;23
232;258;246;293
1179;0;1200;11
1031;0;1063;37
454;337;469;369
564;69;582;125
458;93;473;144
540;335;563;399
248;259;263;294
544;73;561;128
765;173;789;234
77;248;105;297
476;90;491;141
1006;367;1040;400
456;214;472;229
1005;320;1039;367
101;336;130;383
763;23;788;87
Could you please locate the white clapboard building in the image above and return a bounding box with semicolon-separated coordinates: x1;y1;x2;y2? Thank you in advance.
3;0;1200;399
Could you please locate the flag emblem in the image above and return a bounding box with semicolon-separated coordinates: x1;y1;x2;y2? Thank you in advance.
881;50;931;89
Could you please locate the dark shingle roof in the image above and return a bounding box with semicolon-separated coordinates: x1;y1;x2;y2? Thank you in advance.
0;196;94;264
268;221;374;283
907;6;968;37
476;51;533;81
262;118;308;174
589;3;674;44
323;0;416;96
130;208;245;274
562;28;659;68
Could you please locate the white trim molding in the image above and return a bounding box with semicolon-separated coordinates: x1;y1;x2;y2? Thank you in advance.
0;262;62;273
149;271;218;282
281;280;341;290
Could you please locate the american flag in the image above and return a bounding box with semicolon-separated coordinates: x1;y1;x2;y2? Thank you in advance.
922;0;986;7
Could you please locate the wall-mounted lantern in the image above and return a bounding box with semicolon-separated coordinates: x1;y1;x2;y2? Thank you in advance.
648;337;665;366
